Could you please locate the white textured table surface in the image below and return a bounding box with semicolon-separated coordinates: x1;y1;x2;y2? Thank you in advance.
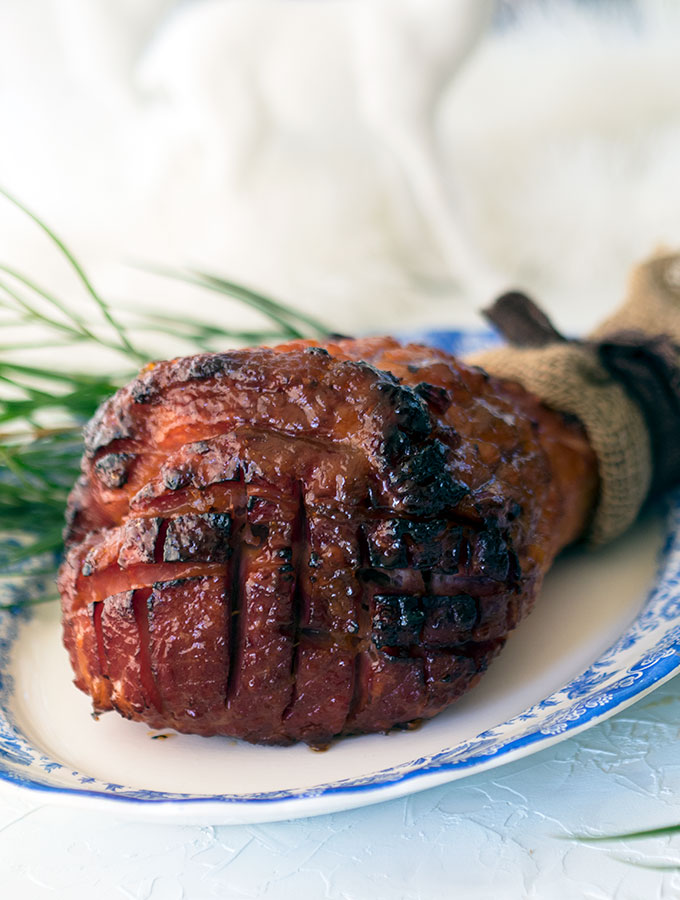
0;679;680;900
2;675;680;899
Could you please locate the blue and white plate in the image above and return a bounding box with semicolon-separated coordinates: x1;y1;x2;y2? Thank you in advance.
1;330;679;825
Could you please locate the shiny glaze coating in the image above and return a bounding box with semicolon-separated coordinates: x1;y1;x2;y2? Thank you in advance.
58;337;597;745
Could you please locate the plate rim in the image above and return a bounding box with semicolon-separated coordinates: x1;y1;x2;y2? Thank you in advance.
0;667;677;825
2;327;680;822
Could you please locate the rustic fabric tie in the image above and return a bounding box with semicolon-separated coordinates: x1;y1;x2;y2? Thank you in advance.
467;252;680;544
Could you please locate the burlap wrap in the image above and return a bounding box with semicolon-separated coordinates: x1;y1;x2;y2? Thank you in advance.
467;252;680;545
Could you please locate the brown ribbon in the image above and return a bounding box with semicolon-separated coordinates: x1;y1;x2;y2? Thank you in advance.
484;291;567;349
484;292;680;499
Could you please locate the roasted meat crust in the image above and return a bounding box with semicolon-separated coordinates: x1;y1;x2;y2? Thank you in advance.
58;337;597;745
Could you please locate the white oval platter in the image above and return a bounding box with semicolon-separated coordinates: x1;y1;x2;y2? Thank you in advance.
0;329;679;825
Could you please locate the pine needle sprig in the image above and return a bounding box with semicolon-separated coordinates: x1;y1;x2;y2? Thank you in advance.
140;264;329;340
0;187;144;362
0;189;328;607
575;823;680;843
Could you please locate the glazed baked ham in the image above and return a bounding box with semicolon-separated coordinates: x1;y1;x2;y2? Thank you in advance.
58;337;598;745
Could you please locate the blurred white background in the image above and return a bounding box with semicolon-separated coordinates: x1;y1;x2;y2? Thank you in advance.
0;0;679;341
3;5;680;899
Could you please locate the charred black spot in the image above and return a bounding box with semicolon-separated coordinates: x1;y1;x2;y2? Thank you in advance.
151;578;198;590
309;551;322;568
163;467;191;491
94;452;135;489
186;355;229;380
394;441;468;512
131;379;157;404
423;594;478;633
279;563;294;574
414;382;451;415
190;440;211;454
365;519;464;573
376;382;432;438
399;441;445;485
278;546;293;561
507;501;523;522
357;567;392;586
383;428;411;463
405;520;445;543
207;513;232;533
436;527;464;574
249;522;270;542
372;595;425;648
508;548;521;583
305;347;330;358
163;512;232;562
472;524;511;582
346;360;401;393
118;517;161;567
403;520;447;569
84;403;134;455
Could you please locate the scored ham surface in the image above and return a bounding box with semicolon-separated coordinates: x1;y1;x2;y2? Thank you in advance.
58;336;598;745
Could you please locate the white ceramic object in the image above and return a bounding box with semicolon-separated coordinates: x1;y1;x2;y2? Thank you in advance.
1;329;679;826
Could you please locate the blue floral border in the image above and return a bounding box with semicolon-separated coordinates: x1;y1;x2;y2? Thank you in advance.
1;329;679;810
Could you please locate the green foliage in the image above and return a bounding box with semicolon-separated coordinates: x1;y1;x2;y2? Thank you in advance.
0;189;328;604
